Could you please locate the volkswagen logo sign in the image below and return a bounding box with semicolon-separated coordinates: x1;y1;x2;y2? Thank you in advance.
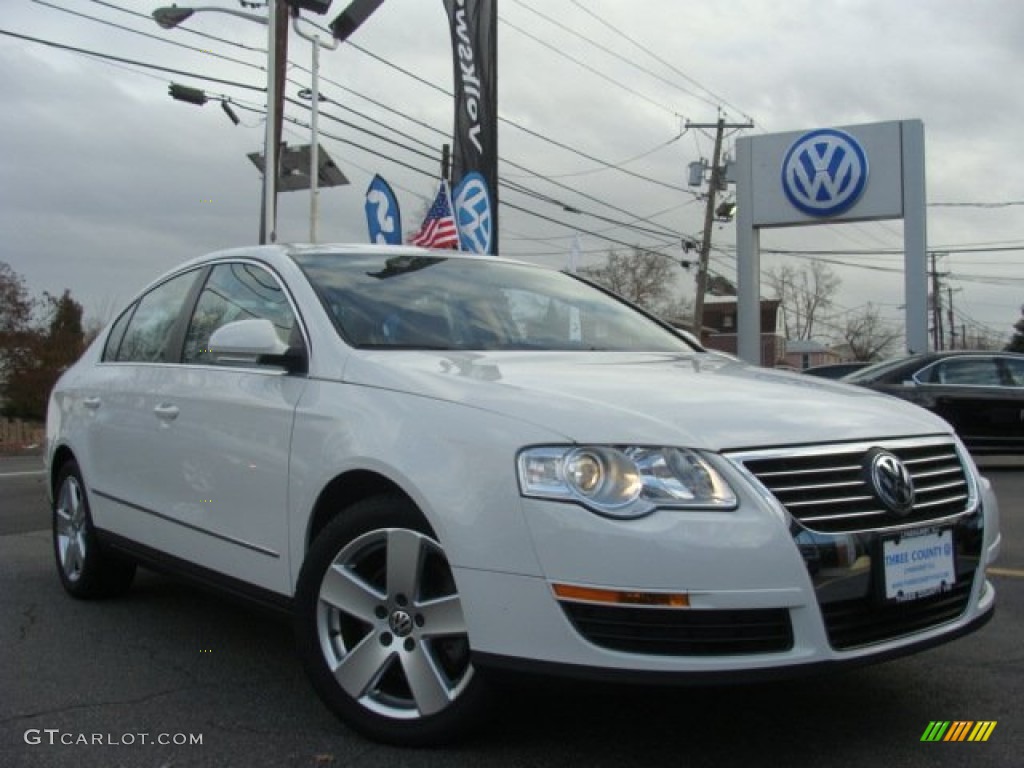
865;449;915;516
452;172;493;255
781;128;868;217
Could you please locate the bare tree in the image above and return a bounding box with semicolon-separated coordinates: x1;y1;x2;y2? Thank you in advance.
766;261;840;340
840;304;901;361
579;247;687;319
1006;306;1024;352
961;327;1005;351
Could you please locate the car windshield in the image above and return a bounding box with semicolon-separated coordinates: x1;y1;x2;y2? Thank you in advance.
842;355;916;383
291;252;693;352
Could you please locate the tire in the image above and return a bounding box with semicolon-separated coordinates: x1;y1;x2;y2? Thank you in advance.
295;493;491;746
52;459;136;598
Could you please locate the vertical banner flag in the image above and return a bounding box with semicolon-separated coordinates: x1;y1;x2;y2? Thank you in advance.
410;181;461;249
365;174;402;245
443;0;497;255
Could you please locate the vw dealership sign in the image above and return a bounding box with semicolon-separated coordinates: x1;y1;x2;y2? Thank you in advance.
734;120;928;361
781;128;868;217
746;121;907;226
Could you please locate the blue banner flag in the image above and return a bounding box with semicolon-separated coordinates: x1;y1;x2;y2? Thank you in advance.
365;174;402;245
452;172;493;255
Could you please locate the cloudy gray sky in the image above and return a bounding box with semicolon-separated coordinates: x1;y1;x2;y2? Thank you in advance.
1;0;1022;345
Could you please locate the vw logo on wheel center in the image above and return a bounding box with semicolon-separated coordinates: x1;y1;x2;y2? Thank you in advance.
781;128;869;217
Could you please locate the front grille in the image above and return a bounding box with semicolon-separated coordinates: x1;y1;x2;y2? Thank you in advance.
559;603;793;656
734;437;974;533
821;579;973;649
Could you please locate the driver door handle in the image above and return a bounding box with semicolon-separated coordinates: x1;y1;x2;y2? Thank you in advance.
153;403;180;421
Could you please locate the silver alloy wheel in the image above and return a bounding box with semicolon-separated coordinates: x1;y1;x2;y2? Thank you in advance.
54;474;88;583
316;527;474;720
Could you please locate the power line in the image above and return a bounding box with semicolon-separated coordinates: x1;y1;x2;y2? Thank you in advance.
273;105;657;249
508;0;719;111
8;11;713;251
0;28;266;92
500;132;683;180
30;0;264;71
84;0;267;53
754;245;1024;256
343;40;693;193
567;0;755;124
930;201;1024;208
498;14;682;118
6;18;687;244
42;0;697;200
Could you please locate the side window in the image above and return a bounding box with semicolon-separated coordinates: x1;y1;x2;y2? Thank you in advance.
115;270;200;363
183;262;299;365
1000;357;1024;387
101;305;136;362
927;358;1002;386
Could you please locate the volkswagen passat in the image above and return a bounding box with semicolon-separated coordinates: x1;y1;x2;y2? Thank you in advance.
46;245;1001;745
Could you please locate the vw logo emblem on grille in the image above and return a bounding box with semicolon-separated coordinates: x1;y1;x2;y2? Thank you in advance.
866;449;915;516
452;172;493;254
781;128;868;217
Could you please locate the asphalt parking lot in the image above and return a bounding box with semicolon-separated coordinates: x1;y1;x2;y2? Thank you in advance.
1;454;1021;767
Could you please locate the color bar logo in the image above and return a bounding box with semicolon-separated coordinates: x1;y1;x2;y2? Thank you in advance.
921;721;997;742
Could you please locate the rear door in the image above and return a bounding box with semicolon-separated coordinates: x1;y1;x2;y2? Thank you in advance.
84;268;205;538
915;356;1009;452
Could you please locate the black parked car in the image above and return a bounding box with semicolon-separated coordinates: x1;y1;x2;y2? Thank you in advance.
801;361;871;379
843;351;1024;454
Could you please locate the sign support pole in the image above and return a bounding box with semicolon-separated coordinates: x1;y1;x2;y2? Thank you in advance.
901;120;928;354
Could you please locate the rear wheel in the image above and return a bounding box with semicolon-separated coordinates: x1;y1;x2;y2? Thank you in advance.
295;494;490;745
52;460;136;598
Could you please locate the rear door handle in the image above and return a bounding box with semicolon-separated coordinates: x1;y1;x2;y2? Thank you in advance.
153;403;180;421
83;397;101;410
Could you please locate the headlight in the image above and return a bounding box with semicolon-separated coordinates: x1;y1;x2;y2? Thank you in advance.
517;446;737;518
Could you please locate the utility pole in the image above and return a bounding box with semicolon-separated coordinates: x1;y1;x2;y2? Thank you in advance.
928;252;948;351
688;116;753;338
947;285;957;349
271;0;289;243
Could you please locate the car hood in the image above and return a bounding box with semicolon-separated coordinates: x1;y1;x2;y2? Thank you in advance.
342;350;952;450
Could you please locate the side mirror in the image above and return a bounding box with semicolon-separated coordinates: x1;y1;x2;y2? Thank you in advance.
208;318;307;374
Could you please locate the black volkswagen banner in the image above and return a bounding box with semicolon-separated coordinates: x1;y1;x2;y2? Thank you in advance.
443;0;498;254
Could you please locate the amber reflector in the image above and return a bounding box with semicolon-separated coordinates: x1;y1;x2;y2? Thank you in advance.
553;583;689;608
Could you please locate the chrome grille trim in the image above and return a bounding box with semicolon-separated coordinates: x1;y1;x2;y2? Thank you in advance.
727;435;978;534
784;494;875;508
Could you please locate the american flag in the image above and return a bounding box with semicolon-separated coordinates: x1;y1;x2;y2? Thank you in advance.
410;181;460;249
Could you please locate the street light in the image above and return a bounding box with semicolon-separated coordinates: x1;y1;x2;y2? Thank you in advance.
153;5;267;28
292;14;337;243
152;2;278;245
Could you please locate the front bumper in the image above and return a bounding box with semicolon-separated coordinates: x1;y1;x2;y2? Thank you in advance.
453;470;999;677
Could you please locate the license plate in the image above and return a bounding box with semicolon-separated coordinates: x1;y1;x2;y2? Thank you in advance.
881;528;956;602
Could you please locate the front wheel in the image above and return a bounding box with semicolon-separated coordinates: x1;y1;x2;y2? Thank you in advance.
294;494;490;745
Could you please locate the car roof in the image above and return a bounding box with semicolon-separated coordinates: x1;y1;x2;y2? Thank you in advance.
844;350;1024;383
133;244;542;303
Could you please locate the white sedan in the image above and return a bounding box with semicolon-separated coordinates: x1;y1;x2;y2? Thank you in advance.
46;245;1001;745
